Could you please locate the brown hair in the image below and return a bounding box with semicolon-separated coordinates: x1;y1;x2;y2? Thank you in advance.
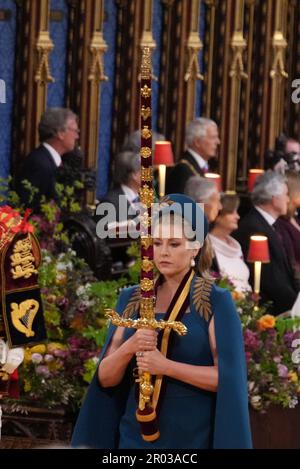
219;193;240;215
196;236;214;279
286;170;300;217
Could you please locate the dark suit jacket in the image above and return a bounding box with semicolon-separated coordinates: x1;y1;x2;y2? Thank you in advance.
166;150;206;194
95;186;139;225
16;145;59;209
233;207;299;314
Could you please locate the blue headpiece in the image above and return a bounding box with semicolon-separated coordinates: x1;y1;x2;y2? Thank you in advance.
157;193;208;244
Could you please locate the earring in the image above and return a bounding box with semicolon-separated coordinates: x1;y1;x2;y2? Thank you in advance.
190;257;195;267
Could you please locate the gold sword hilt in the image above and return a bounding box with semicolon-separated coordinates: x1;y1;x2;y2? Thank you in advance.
105;309;188;335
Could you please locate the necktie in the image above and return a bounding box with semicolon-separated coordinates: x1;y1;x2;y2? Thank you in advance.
131;196;140;217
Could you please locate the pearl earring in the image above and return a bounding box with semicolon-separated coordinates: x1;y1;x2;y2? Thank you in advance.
191;257;195;267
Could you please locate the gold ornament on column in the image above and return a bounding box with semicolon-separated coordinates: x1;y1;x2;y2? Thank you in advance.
269;0;288;147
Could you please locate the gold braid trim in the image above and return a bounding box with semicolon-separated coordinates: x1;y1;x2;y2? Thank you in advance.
122;287;141;318
180;159;200;177
192;277;214;322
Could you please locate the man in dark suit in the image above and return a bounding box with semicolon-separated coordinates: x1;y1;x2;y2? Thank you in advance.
95;151;141;272
16;107;79;209
166;117;220;194
233;171;300;315
95;151;141;237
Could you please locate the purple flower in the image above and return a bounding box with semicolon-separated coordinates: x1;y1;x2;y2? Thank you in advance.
53;349;68;359
265;328;277;350
56;297;69;309
244;329;259;351
36;365;51;378
273;356;282;363
277;363;289;378
284;331;296;350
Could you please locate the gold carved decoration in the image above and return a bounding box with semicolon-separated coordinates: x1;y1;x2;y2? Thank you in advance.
141;85;152;98
141;106;151;120
140;185;154;208
140;297;155;319
10;237;38;280
185;0;203;81
140;147;152;158
141;237;153;249
141;167;153;182
141;126;152;139
184;33;204;82
10;299;39;337
229;32;248;80
88;32;108;83
270;32;288;79
185;0;203;122
140;212;151;229
142;257;154;273
226;0;247;191
268;0;288;147
141;278;154;292
106;309;187;336
140;5;157;82
34;31;54;84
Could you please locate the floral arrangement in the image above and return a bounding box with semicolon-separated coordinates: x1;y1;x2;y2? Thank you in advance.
0;180;128;413
217;277;300;411
17;243;128;412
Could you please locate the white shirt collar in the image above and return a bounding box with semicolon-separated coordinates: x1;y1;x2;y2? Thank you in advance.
43;142;62;167
121;184;139;204
187;148;209;171
255;206;277;226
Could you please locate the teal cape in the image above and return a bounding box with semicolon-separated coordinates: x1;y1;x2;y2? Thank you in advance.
71;277;252;449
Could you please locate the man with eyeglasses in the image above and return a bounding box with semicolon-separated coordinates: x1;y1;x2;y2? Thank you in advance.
16;107;79;210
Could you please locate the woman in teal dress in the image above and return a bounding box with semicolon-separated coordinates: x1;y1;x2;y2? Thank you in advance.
72;194;252;449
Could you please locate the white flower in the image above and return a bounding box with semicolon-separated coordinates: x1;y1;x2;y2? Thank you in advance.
76;285;85;296
250;395;262;409
31;353;43;364
288;397;298;409
56;262;67;272
44;354;54;363
248;381;255;392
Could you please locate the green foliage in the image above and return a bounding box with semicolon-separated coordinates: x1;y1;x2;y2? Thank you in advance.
83;357;98;384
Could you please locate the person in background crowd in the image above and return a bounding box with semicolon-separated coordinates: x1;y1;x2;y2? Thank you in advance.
233;171;300;314
122;130;166;153
275;171;300;272
209;193;251;293
184;176;222;223
16;107;79;210
166;118;220;194
97;151;141;224
265;133;300;173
